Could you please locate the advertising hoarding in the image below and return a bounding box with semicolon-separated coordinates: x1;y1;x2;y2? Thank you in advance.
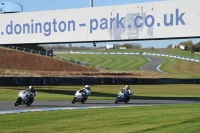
0;0;199;44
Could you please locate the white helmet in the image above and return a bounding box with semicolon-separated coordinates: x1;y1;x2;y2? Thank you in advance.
85;85;90;90
29;85;33;89
125;85;130;90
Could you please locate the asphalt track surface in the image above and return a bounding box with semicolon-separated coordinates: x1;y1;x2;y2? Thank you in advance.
0;99;200;111
140;55;166;73
0;56;199;112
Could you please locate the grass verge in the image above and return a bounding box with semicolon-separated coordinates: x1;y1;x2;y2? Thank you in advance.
0;104;200;133
159;57;200;78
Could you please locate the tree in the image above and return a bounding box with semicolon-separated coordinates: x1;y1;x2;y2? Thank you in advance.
11;44;46;51
167;44;173;49
68;43;72;49
177;40;193;51
194;42;200;52
131;43;141;49
56;44;65;52
122;43;132;49
191;45;195;53
113;43;121;49
151;47;155;50
80;46;86;50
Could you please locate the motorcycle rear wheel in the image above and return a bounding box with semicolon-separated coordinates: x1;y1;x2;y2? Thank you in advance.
124;100;129;103
26;98;34;106
81;98;87;103
124;97;130;103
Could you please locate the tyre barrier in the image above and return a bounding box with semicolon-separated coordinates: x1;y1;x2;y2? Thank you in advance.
0;77;199;86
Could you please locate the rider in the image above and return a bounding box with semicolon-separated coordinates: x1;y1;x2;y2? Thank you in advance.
79;85;91;100
26;85;36;99
121;85;131;100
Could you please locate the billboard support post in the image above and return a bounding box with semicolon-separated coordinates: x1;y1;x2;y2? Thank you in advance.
90;0;93;7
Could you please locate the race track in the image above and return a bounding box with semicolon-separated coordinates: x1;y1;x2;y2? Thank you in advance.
140;55;166;73
1;99;200;111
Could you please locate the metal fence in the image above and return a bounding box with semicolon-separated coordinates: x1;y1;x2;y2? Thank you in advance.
5;45;53;57
59;56;105;70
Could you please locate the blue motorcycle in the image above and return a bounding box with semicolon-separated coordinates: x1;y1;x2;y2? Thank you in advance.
115;90;133;104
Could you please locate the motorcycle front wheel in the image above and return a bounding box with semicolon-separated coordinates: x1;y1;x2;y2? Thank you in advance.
115;99;119;104
14;98;22;106
72;97;76;104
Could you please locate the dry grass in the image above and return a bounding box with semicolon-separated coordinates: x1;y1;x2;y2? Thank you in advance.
0;68;187;78
0;47;89;72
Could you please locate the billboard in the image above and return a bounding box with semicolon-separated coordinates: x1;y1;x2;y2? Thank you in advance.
0;0;200;44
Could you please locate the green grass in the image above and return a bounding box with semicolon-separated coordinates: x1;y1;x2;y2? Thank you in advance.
55;54;149;71
78;48;161;53
0;104;200;133
162;48;200;59
55;53;200;77
1;85;200;101
72;48;200;59
160;57;200;78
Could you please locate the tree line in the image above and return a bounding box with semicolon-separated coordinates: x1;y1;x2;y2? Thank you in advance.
42;43;143;51
113;43;142;49
167;40;200;53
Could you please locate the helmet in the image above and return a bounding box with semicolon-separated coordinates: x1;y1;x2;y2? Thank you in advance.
125;85;130;90
84;85;90;90
29;85;33;89
28;85;34;91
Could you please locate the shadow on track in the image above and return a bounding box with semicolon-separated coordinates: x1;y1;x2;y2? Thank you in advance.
9;87;200;101
82;102;153;105
15;105;68;108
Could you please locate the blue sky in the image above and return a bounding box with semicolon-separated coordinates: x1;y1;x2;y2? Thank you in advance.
1;0;200;48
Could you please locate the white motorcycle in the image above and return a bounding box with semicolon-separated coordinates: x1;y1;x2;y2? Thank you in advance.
72;89;91;104
14;90;37;106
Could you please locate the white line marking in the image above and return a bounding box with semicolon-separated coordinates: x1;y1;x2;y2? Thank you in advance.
140;57;152;70
0;105;151;115
156;58;168;74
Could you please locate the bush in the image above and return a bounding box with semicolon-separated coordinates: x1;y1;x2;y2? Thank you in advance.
89;64;96;71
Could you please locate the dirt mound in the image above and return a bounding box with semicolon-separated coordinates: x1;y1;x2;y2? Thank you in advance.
0;48;89;72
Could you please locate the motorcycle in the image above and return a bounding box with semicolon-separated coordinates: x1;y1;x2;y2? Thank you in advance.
72;89;91;104
14;90;37;106
115;90;133;104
